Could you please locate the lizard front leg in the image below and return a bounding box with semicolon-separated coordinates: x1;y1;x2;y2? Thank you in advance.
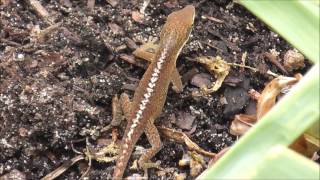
119;93;132;120
138;118;163;177
133;42;183;93
101;93;132;132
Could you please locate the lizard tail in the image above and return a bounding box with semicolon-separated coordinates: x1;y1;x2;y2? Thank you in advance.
113;130;141;179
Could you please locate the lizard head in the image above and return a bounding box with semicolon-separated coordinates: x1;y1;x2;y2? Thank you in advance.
160;5;195;48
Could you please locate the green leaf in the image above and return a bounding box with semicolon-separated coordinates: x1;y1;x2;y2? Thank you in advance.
198;1;320;179
198;65;319;179
239;0;319;63
252;146;319;179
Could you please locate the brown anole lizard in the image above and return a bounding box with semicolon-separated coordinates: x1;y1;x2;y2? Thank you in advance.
113;5;195;179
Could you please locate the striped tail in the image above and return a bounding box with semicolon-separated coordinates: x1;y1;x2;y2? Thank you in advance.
112;128;142;179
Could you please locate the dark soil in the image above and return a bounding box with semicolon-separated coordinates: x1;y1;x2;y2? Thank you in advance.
0;0;308;179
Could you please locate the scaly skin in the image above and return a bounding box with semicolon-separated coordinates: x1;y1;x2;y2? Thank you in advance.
113;5;195;179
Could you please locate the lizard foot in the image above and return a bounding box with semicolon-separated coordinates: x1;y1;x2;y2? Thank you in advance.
130;160;162;178
140;160;162;179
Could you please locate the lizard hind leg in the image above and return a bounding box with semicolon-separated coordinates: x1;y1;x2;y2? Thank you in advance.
138;119;163;178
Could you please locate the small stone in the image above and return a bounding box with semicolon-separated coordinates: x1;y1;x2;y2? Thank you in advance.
220;96;228;105
284;50;305;71
175;112;196;130
15;53;25;61
132;11;144;24
18;128;29;137
108;23;124;35
190;73;212;88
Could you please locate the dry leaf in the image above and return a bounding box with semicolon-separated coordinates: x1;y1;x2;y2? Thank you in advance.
257;75;300;119
193;56;230;96
158;126;216;157
230;114;256;136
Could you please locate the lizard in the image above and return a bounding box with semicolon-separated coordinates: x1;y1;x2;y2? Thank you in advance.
113;5;195;179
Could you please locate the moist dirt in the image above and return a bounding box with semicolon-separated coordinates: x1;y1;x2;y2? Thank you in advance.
0;0;310;179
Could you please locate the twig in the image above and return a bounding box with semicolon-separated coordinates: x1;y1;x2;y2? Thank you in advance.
201;15;224;23
41;155;85;180
241;51;247;71
37;22;62;42
264;52;288;75
80;138;92;179
0;38;22;46
228;63;279;77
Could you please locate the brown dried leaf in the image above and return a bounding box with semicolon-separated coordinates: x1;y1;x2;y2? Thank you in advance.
193;56;230;96
158;126;216;157
106;0;118;7
119;54;145;68
289;135;308;157
108;23;124;35
257;75;300;119
230;114;256;136
208;147;230;166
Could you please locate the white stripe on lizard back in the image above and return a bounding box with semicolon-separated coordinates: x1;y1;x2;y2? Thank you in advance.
125;44;168;141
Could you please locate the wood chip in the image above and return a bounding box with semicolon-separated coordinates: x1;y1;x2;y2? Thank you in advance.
124;37;138;50
106;0;118;7
87;0;95;10
29;0;49;20
60;0;72;7
201;15;224;23
176;112;196;130
132;11;145;24
108;23;124;35
119;53;145;68
264;51;288;75
190;73;212;88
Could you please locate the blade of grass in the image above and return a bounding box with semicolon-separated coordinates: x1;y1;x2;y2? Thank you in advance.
253;146;319;179
198;64;319;178
239;0;319;63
